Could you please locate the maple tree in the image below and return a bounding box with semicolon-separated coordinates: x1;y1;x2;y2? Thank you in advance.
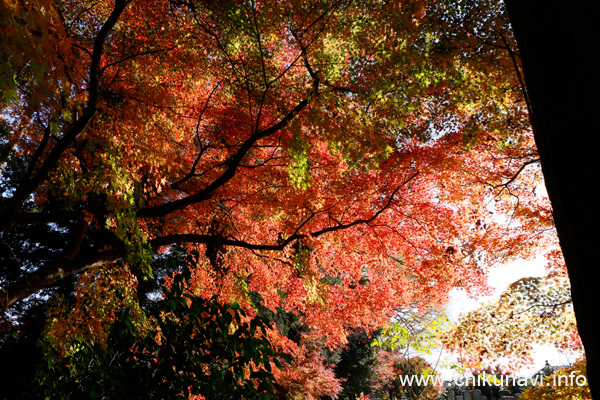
443;276;579;370
520;359;591;400
0;0;570;397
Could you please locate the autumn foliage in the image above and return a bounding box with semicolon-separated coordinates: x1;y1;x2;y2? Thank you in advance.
0;0;571;397
521;358;591;400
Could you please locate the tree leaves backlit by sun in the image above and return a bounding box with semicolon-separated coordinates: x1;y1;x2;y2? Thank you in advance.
443;276;578;370
0;0;574;398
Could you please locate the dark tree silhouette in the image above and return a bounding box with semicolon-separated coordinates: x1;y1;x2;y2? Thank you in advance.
505;1;600;397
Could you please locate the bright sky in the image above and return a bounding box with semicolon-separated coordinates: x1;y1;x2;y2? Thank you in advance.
445;256;548;322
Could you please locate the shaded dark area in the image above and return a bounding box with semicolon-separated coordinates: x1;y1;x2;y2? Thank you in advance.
0;255;288;400
328;329;379;400
504;1;600;397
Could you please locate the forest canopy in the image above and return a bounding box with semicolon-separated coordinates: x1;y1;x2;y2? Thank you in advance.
0;0;572;398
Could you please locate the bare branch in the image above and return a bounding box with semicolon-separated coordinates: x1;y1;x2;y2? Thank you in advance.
493;158;540;190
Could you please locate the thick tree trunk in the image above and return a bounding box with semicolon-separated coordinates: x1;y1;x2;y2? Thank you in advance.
504;1;600;398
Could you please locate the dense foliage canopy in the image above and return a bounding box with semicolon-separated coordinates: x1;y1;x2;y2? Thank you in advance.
0;0;571;397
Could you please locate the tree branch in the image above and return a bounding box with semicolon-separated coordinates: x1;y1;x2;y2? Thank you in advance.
12;210;84;225
1;248;126;312
150;172;419;251
0;0;130;230
2;172;417;311
138;78;321;219
492;158;540;190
